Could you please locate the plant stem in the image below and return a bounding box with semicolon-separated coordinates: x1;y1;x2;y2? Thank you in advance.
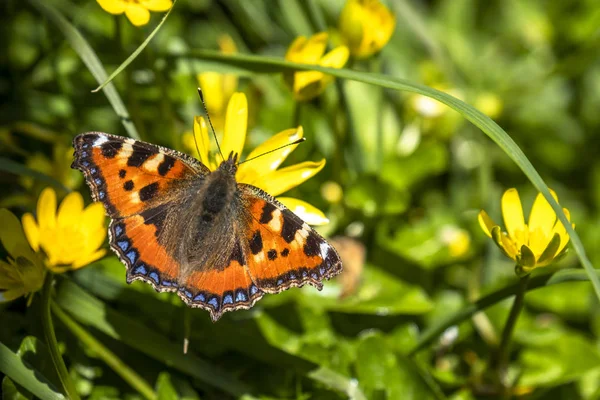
494;273;530;386
51;303;157;400
41;273;81;400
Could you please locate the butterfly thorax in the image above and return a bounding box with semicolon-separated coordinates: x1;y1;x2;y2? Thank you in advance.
163;156;242;277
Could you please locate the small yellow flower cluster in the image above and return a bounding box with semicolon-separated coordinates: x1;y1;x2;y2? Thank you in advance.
96;0;172;26
479;188;572;275
338;0;396;59
1;188;107;303
284;32;349;102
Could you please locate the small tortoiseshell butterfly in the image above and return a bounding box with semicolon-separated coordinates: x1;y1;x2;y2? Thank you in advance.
71;132;342;321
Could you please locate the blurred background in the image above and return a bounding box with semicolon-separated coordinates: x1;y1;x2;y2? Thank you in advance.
2;0;600;399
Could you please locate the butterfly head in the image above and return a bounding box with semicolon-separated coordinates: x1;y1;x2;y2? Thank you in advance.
218;152;239;176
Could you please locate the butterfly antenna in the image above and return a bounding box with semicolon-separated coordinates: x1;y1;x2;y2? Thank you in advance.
237;138;306;165
197;87;224;160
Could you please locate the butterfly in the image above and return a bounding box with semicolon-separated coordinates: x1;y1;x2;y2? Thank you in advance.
71;132;342;321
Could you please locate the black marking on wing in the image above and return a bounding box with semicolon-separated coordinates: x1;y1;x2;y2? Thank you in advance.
139;182;159;202
249;230;263;254
158;155;176;176
127;145;155;167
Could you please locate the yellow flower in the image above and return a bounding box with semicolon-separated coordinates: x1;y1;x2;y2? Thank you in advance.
338;0;396;59
0;209;45;303
284;32;349;102
22;188;107;273
96;0;172;27
191;92;329;225
197;35;238;129
478;188;573;275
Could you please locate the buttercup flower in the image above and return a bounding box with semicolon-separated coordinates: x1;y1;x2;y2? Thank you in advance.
22;188;107;273
338;0;396;59
197;35;238;130
284;32;349;102
96;0;172;27
0;209;45;303
478;188;573;275
190;92;329;225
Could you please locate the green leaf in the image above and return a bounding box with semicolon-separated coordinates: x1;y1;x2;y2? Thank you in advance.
0;341;65;400
299;265;433;315
520;332;600;387
2;377;31;400
28;0;140;140
174;49;600;303
53;278;252;398
92;1;177;93
355;333;444;400
155;373;178;400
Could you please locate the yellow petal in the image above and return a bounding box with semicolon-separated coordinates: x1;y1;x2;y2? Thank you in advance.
477;210;497;238
0;209;28;256
140;0;172;11
71;249;106;270
259;159;326;196
198;72;226;116
125;4;150;26
320;46;350;69
528;190;558;238
553;208;572;254
338;0;364;51
237;127;304;183
57;191;84;227
501;188;525;241
193;116;212;168
96;0;126;14
285;36;309;62
294;71;326;101
81;202;106;228
299;32;328;64
218;35;237;54
277;197;329;226
221;92;248;160
37;187;57;231
21;214;40;252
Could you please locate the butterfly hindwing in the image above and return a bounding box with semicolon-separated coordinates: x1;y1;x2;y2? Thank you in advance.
240;184;342;294
177;238;264;321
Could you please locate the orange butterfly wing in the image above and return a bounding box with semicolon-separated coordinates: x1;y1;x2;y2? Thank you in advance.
240;185;342;294
72;132;204;292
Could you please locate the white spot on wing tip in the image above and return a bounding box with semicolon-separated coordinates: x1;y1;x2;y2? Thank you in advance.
93;135;109;146
319;241;330;257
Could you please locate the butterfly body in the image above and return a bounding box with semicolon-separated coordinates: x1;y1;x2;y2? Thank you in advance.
72;132;342;321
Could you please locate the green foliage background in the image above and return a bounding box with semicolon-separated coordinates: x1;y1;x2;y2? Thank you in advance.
2;0;600;399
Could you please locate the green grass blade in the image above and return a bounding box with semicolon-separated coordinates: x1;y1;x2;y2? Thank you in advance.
0;341;66;400
53;278;253;398
92;0;177;93
51;303;157;400
408;268;599;355
172;50;600;303
0;157;70;193
28;0;140;140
